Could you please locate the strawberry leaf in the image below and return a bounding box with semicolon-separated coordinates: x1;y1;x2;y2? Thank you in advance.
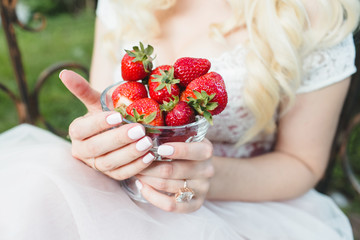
201;90;208;99
207;102;218;111
155;83;166;91
186;90;218;117
145;45;154;55
115;106;128;117
160;96;179;112
133;108;141;120
166;84;171;94
126;115;136;123
144;112;157;124
203;111;213;125
193;90;203;99
209;93;216;101
139;42;145;52
152;67;180;92
125;42;154;73
146;128;161;134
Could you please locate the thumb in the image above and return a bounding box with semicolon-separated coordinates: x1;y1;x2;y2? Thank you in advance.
59;69;101;112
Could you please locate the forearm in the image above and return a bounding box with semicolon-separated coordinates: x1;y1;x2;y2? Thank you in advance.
207;152;320;202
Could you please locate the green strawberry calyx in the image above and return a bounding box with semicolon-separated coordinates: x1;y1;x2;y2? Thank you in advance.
160;96;180;112
125;42;154;73
126;108;157;124
115;104;128;118
187;90;218;125
151;67;180;94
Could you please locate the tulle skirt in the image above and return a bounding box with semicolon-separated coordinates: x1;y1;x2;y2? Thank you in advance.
0;124;354;240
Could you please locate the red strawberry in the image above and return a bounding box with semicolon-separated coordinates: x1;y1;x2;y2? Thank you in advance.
126;98;164;126
112;82;148;115
180;72;227;124
121;42;154;81
148;65;180;104
174;57;211;88
160;97;196;126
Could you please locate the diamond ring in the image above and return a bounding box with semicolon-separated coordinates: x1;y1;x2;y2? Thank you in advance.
175;180;195;203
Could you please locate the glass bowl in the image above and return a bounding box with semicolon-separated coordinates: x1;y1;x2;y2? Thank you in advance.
100;81;210;202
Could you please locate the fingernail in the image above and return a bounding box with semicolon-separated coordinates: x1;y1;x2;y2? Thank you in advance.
128;126;145;140
136;137;152;151
135;180;143;190
106;112;122;125
158;145;174;156
142;152;155;164
59;69;67;79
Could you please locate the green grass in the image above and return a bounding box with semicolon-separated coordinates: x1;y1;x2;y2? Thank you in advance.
0;10;94;133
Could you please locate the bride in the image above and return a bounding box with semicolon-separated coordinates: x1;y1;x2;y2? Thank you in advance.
0;0;359;239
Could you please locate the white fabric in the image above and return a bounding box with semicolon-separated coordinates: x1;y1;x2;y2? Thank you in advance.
0;1;356;239
0;124;354;240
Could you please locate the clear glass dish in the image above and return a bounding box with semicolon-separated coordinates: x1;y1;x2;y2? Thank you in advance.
100;81;210;202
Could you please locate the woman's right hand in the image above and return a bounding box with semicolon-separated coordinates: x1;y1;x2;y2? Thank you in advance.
60;70;156;180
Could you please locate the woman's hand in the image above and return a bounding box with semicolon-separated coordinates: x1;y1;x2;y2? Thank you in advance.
136;138;214;213
60;70;156;179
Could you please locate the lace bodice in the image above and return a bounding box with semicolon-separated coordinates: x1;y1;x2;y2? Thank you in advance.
96;0;357;158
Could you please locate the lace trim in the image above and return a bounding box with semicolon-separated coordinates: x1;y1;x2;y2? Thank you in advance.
297;34;356;94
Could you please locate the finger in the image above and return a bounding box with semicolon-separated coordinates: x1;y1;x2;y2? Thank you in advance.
69;111;123;140
105;153;156;180
136;175;209;194
138;180;203;213
72;123;147;159
91;136;153;172
157;138;213;161
140;160;214;180
59;69;101;111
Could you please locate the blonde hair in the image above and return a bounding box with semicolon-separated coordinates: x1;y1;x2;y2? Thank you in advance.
106;0;360;143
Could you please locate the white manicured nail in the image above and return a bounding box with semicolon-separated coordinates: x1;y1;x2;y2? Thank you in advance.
158;145;174;156
59;69;67;79
128;126;145;140
136;137;152;151
106;112;122;125
142;153;155;164
135;180;143;190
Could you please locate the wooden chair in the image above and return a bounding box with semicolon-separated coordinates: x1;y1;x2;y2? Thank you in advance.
0;0;88;135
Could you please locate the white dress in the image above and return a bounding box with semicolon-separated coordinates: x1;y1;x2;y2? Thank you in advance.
0;1;357;239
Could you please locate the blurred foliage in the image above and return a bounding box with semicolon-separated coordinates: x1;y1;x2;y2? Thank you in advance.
329;124;360;215
0;10;95;133
20;0;96;15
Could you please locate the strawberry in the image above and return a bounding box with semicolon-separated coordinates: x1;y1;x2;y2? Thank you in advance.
148;65;180;104
174;57;211;88
112;81;148;115
160;97;196;126
121;42;154;81
180;72;227;124
112;82;148;106
126;98;164;126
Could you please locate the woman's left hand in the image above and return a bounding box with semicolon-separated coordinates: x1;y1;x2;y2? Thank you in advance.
136;138;214;213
